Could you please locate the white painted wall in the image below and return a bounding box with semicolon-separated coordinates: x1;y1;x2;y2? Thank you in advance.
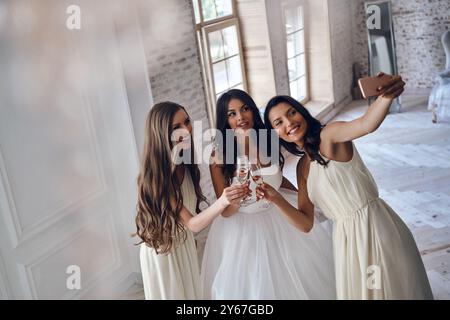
0;0;149;298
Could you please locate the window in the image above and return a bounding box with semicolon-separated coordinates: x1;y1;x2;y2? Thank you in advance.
193;0;247;125
284;4;308;103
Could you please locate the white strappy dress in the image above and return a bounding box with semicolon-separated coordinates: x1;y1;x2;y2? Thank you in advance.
307;144;433;300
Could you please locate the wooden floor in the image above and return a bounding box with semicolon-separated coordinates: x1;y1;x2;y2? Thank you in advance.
122;96;450;300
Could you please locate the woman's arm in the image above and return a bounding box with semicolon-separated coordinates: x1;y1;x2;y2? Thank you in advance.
178;184;248;232
256;158;314;233
321;75;405;144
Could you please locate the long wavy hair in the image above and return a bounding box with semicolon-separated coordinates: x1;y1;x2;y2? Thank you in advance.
215;89;270;183
135;102;207;254
264;96;329;167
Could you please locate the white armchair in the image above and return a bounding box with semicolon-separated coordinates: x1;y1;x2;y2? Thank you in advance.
429;31;450;123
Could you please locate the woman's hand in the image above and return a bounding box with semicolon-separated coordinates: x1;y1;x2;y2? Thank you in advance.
255;182;280;203
319;73;405;144
377;73;406;100
219;181;251;206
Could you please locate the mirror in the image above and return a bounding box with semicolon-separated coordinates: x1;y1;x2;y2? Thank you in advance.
365;0;401;112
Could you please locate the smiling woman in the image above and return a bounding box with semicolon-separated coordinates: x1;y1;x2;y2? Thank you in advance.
265;96;329;166
226;99;253;130
201;89;336;300
135;101;250;299
261;88;434;299
214;89;267;184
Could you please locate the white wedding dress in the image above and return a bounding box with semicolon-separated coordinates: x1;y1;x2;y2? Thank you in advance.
201;165;336;300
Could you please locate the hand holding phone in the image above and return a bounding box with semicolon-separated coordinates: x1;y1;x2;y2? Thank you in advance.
358;73;394;99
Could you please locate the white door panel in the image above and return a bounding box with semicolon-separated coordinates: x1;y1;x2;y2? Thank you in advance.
0;0;143;299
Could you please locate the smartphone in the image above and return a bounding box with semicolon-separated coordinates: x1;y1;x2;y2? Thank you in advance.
358;74;394;99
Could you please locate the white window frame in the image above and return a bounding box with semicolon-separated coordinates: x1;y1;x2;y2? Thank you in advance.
282;1;309;104
193;0;247;127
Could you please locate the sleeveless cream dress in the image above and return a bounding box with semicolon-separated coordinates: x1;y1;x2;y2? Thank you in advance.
140;171;201;299
307;143;433;300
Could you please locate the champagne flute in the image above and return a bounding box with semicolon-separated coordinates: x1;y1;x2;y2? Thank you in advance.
236;156;250;184
210;134;223;165
236;155;250;206
210;134;219;152
250;163;270;208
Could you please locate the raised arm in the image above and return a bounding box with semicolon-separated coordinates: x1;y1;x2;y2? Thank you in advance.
321;75;405;144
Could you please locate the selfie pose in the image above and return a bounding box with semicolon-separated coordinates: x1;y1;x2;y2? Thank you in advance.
135;102;250;300
201;89;336;300
259;74;433;299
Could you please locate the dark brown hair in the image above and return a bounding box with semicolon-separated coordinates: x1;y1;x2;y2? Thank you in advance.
264;96;329;167
135;102;207;254
215;89;270;183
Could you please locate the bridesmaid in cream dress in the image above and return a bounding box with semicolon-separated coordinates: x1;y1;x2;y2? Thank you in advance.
135;102;250;299
259;74;434;299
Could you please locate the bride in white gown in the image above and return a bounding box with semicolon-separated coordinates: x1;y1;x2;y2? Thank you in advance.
200;89;336;299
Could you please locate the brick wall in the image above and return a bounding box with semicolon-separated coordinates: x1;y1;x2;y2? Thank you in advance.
328;0;354;106
352;0;450;90
134;0;449;204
